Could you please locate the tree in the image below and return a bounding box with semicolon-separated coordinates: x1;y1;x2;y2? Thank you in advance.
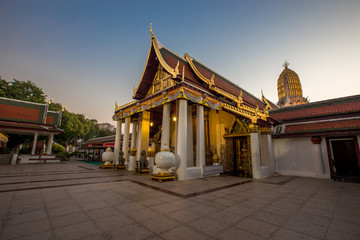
0;78;46;103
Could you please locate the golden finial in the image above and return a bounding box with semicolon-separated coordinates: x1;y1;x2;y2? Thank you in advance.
150;23;155;39
175;61;179;75
115;101;119;110
182;66;185;81
48;97;53;104
283;60;289;69
209;74;215;88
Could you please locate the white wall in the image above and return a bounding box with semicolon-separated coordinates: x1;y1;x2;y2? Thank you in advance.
273;137;331;178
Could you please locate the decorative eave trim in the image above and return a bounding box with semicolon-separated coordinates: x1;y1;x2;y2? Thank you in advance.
184;53;244;108
184;53;211;85
132;25;180;100
151;26;179;79
133;40;153;99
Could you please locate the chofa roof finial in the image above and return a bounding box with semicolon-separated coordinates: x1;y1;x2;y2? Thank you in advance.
150;23;155;39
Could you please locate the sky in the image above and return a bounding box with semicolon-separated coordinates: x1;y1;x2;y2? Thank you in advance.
1;0;359;124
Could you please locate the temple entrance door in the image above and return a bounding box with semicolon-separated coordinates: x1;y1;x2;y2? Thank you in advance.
329;138;360;179
233;137;251;177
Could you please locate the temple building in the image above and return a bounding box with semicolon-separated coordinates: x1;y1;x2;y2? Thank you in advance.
113;27;277;180
0;96;63;164
113;28;360;181
277;61;308;107
270;95;360;180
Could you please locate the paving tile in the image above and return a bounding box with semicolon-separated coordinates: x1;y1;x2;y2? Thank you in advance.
93;212;135;232
2;163;360;240
328;219;360;236
215;227;266;240
115;202;146;213
283;218;328;239
160;225;208;240
270;228;319;240
224;205;258;217
289;211;331;227
104;222;156;240
165;209;201;223
79;200;110;211
11;230;53;240
235;218;278;238
7;209;48;225
47;204;82;217
142;215;181;234
187;204;221;216
50;212;91;229
208;210;244;225
1;219;51;240
53;221;100;240
188;216;230;236
149;203;182;214
252;210;289;226
87;206;120;220
325;228;360;240
126;207;158;222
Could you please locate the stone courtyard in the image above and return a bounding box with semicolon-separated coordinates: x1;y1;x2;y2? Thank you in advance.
0;160;359;240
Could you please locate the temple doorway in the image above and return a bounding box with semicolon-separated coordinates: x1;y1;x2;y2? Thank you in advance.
328;137;360;180
224;117;252;177
233;136;251;177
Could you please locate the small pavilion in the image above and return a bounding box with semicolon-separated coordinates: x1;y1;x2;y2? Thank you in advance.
0;96;63;162
113;27;276;180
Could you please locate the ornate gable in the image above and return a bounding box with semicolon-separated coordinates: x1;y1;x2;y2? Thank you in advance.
146;65;176;97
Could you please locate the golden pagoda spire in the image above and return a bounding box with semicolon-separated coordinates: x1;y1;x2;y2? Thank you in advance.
283;60;289;69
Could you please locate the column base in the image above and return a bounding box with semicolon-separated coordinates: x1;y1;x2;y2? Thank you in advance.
151;172;175;182
114;164;126;170
99;164;114;169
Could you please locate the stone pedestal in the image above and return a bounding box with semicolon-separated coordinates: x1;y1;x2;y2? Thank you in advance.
99;147;114;169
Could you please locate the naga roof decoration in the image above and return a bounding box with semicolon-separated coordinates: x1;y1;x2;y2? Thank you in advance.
115;26;275;124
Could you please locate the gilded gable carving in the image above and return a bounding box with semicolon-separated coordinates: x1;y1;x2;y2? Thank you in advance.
146;65;176;97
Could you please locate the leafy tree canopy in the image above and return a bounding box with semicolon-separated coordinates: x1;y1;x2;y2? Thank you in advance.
0;78;46;103
1;76;115;149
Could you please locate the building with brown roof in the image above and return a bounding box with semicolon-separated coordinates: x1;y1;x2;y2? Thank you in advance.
270;95;360;180
0;96;63;163
113;27;275;180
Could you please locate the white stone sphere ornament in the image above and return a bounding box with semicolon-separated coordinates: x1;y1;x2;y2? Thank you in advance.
102;147;114;166
155;143;175;174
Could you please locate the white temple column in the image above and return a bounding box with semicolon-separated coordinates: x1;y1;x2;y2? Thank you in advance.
46;133;54;154
196;105;205;173
122;117;130;167
250;125;262;179
311;136;327;178
267;134;276;173
187;104;193;167
176;99;188;180
161;103;171;148
114;120;122;165
136;111;150;160
31;132;39;155
128;121;138;171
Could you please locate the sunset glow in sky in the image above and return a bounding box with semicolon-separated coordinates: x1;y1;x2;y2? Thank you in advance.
1;0;359;123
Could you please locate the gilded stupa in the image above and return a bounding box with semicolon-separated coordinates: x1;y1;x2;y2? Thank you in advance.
277;61;308;107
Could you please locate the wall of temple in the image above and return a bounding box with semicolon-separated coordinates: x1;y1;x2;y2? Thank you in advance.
273;137;331;178
209;110;233;165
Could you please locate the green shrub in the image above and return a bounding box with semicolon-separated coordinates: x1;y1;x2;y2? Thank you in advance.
57;151;70;161
52;143;65;153
19;147;30;154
